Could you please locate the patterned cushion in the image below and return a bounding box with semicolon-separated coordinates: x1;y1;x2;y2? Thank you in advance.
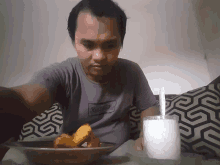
129;106;141;140
19;103;63;141
166;83;220;158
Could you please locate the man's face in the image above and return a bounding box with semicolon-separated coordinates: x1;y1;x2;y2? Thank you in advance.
74;11;122;82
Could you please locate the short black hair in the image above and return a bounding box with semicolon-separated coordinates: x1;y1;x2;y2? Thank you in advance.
67;0;128;47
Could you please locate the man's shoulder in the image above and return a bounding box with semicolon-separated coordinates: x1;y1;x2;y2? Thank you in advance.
45;57;78;70
116;58;142;81
33;57;79;77
58;57;78;66
117;58;139;69
65;57;78;63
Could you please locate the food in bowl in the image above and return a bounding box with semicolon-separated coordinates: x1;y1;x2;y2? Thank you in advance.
2;123;114;164
54;133;77;148
54;123;100;148
87;132;100;147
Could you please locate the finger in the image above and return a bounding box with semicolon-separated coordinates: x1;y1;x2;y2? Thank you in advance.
7;137;15;143
133;141;143;151
141;138;144;150
0;147;9;161
136;145;142;151
133;141;138;151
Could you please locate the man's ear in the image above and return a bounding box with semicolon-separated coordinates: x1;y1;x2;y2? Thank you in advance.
71;40;74;46
72;40;76;49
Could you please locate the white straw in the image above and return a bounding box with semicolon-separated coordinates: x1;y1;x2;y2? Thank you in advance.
159;87;166;116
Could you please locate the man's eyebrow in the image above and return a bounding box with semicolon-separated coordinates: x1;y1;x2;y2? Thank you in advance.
104;39;118;43
80;39;93;43
80;39;118;43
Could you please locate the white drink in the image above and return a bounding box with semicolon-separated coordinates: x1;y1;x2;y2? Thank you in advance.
143;116;181;160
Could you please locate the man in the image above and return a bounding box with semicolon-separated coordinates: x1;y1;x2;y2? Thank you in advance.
0;0;159;160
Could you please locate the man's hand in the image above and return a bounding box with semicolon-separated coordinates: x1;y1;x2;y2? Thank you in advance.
0;137;15;161
0;147;9;161
133;137;144;151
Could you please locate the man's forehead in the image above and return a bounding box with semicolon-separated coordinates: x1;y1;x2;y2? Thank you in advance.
75;11;120;42
77;11;115;27
80;37;118;43
77;10;114;23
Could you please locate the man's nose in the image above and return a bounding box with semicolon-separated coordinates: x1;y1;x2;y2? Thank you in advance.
93;49;106;61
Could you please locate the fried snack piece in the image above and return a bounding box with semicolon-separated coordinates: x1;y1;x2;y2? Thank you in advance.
87;132;100;147
54;123;100;148
72;123;92;147
54;134;77;148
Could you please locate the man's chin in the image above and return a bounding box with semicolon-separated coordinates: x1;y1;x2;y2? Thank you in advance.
90;72;106;77
89;70;111;81
90;68;109;76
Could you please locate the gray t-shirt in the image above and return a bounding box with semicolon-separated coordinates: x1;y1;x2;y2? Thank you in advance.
28;57;156;147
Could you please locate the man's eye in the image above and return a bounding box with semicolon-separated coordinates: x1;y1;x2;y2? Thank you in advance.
103;44;117;50
83;43;94;49
108;44;116;48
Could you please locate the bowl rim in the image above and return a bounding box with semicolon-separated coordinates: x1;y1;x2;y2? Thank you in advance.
1;141;116;151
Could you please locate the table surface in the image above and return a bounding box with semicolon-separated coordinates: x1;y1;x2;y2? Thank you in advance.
1;139;220;165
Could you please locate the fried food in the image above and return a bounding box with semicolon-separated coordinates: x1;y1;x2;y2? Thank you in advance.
54;134;77;148
54;123;100;148
87;132;100;147
72;123;92;147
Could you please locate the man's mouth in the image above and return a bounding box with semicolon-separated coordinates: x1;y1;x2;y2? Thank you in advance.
92;65;102;67
90;64;110;72
91;64;105;68
92;66;103;70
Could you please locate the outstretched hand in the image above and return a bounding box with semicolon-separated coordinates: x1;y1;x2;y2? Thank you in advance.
133;137;144;151
0;137;16;161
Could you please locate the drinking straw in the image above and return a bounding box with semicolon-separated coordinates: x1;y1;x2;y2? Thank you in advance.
159;87;166;116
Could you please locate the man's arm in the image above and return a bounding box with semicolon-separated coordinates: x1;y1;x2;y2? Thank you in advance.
0;84;54;160
0;84;54;124
11;84;54;118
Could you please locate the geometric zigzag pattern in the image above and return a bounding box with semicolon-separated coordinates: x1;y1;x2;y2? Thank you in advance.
128;106;142;140
19;103;63;141
166;83;220;158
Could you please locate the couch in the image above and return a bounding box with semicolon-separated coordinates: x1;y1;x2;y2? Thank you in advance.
18;76;220;159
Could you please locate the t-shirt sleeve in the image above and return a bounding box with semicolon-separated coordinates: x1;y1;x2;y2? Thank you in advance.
132;63;157;111
27;66;60;93
26;59;76;106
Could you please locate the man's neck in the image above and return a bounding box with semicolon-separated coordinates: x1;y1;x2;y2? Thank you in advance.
88;74;110;84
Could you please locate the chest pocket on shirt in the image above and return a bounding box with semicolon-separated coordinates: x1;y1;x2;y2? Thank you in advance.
88;101;117;116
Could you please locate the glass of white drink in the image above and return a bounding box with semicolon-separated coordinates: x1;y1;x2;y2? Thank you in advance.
143;115;181;161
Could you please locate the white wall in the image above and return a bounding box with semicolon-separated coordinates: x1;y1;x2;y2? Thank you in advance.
0;0;79;87
118;0;211;94
0;0;218;94
192;0;220;82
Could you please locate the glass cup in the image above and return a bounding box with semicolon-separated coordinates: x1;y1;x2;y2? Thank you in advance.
143;115;181;161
